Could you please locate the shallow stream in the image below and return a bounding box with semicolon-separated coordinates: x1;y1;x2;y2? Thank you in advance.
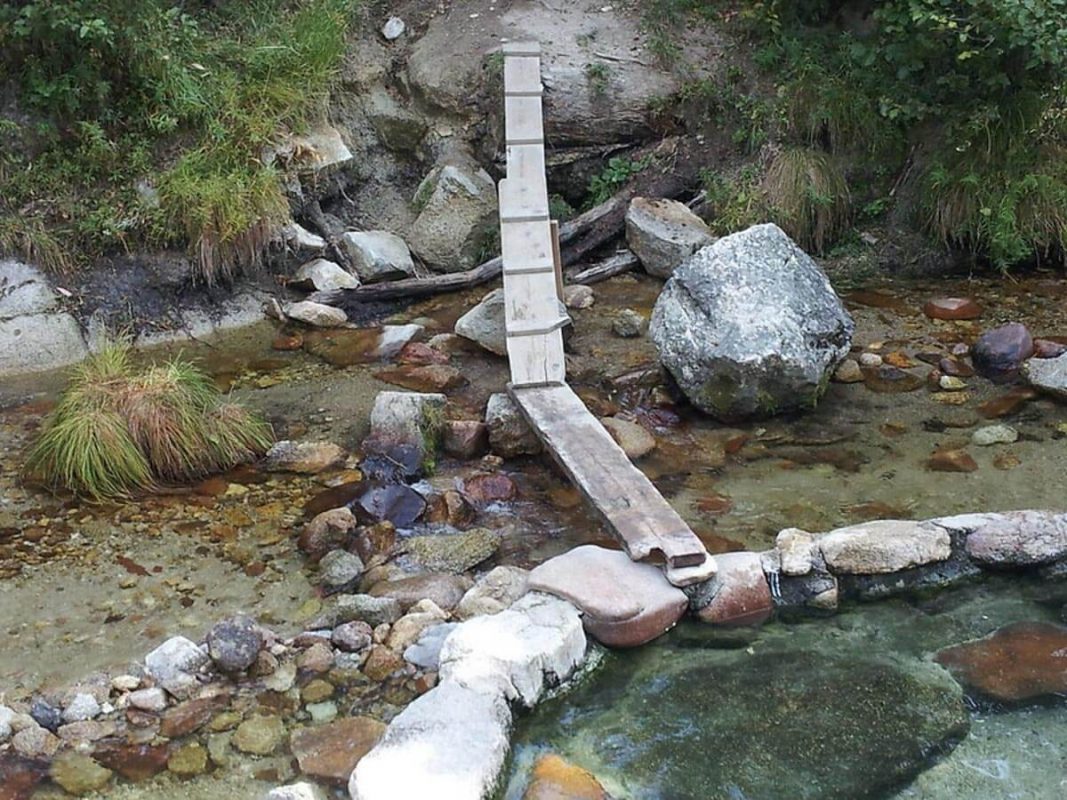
1;267;1066;797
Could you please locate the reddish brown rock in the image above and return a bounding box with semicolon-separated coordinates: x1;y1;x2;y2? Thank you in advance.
938;357;974;378
93;742;170;782
935;622;1067;702
374;365;467;393
464;472;518;504
272;332;304;351
443;490;475;526
691;551;773;626
353;521;397;562
362;645;405;682
523;753;609;800
159;694;230;738
443;420;489;459
0;753;48;800
290;716;386;785
527;545;688;647
299;507;358;562
972;322;1034;382
304;482;365;517
397;342;449;366
926;449;978;473
1033;338;1067;359
883;351;918;369
977;386;1037;418
862;365;924;393
923;297;983;320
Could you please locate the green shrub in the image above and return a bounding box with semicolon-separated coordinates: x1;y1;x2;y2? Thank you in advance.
0;0;357;281
25;342;273;498
585;156;653;208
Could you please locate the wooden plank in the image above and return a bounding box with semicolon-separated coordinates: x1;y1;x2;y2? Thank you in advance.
500;218;554;271
510;384;711;571
499;172;549;221
507;331;565;387
550;220;564;303
503;55;542;96
505;95;544;144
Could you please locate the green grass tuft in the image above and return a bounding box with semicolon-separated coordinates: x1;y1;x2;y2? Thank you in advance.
764;147;850;253
24;342;273;498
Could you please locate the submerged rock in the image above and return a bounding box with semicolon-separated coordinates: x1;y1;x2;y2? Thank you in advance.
650;224;853;420
290;717;386;786
523;753;609;800
207;615;262;673
972;323;1034;383
1023;352;1067;400
49;752;112;796
935;621;1067;703
517;645;969;800
403;528;502;573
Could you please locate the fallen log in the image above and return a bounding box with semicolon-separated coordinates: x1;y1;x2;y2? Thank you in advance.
566;250;640;285
313;136;708;307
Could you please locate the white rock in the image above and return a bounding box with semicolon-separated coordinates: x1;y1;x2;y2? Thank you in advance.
0;312;88;375
563;284;595;309
859;352;883;367
293;259;360;292
269;125;352;173
62;693;101;723
286;300;348;328
376;324;423;359
819;520;952;574
283;222;326;252
971;424;1018;446
0;259;57;317
110;675;141;692
438;592;585;707
144;636;210;697
0;705;14;741
341;231;416;283
381;16;406;40
1023;353;1067;400
776;528;816;576
455;566;529;620
266;782;328;800
128;687;168;712
349;681;511;800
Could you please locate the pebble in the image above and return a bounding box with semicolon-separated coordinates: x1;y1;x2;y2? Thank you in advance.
62;692;101;723
612;309;645;338
306;701;339;724
207;732;233;768
382;16;405;40
332;620;373;653
167;742;209;777
233;714;285;755
927;449;979;473
30;698;63;732
50;752;113;795
938;375;967;391
972;424;1019;446
832;358;863;383
301;679;336;704
207;615;264;673
318;549;365;588
858;352;883;367
265;662;297;693
563;284;595;309
298;642;335;674
111;675;141;692
0;705;13;741
13;725;60;758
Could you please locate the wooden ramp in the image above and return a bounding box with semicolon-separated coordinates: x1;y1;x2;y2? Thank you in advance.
498;43;715;587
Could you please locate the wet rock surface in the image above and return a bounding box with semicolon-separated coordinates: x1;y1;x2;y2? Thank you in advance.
935;621;1067;703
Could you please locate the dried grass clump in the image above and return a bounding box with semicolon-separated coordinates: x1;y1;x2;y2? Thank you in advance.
25;342;273;498
764;147;851;253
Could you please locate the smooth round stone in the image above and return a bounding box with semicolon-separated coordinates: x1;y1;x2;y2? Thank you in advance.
927;449;978;473
523;753;609;799
938;357;974;377
972;424;1019;446
858;352;883;367
233;715;285;755
939;375;968;391
207;615;264;673
923;297;982;320
50;752;112;795
972;323;1034;382
832;358;863;383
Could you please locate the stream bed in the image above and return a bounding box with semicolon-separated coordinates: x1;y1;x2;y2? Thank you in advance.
1;267;1066;798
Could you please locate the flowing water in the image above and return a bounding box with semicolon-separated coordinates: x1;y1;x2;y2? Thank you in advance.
1;268;1066;797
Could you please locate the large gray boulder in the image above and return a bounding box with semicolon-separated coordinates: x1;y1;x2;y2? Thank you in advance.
649;224;852;420
407;156;497;272
625;197;714;278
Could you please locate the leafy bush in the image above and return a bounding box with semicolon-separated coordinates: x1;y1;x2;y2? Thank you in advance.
25;343;273;498
586;156;653;208
0;0;357;281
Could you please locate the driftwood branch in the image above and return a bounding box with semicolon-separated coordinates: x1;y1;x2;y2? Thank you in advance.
566;250;640;285
314;136;707;307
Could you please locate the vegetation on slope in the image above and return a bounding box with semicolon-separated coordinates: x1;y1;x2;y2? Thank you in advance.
643;0;1067;268
0;0;357;281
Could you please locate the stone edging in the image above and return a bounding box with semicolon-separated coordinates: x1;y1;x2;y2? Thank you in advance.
328;508;1066;800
